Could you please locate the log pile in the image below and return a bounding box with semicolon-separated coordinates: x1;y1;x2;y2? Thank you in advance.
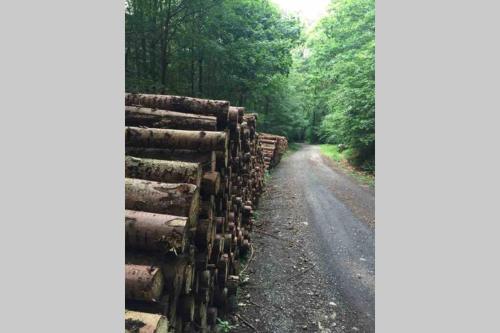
124;93;276;332
258;133;288;170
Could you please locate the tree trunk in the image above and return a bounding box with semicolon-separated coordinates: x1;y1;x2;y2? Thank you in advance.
125;310;169;333
125;264;164;302
125;106;217;131
125;156;202;188
125;210;187;253
125;178;199;225
125;93;229;119
126;148;216;172
126;127;228;153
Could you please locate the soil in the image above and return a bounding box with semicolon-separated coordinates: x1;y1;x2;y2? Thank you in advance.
230;144;375;333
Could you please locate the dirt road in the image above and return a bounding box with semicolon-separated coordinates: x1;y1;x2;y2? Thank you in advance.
232;144;375;333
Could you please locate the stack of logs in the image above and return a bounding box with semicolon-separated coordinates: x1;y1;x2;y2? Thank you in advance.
124;93;270;333
258;133;288;170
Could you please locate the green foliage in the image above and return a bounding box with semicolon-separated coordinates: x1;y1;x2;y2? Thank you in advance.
125;0;306;140
297;0;375;169
125;0;375;166
320;144;375;186
320;144;348;162
216;318;234;332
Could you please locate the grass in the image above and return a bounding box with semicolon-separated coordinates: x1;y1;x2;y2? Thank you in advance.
319;144;375;188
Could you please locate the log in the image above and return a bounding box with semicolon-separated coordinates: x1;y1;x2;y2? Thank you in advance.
260;139;277;145
125;295;170;317
125;210;187;253
228;107;239;126
125;310;169;333
125;93;229;117
195;301;208;329
179;294;195;322
200;196;214;221
125;178;199;226
125;264;164;302
126;254;193;304
213;286;228;308
215;150;228;170
125;106;217;131
201;171;220;196
126;148;216;172
207;307;218;326
195;219;213;250
226;275;239;296
125;156;202;188
126;127;228;153
181;262;195;295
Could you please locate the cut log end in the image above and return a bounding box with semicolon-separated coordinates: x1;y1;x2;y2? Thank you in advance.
125;310;169;333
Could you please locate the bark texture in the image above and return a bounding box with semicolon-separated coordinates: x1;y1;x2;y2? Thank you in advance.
125;210;187;253
125;106;217;131
125;264;164;302
125;156;202;187
126;148;216;172
125;178;199;226
126;127;228;152
125;310;168;333
125;93;229;128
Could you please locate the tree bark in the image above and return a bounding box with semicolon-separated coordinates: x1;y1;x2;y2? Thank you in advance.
125;155;202;188
125;310;169;333
125;93;229;119
125;106;217;131
125;210;187;253
125;264;164;302
125;178;199;226
126;147;216;172
126;127;228;153
228;107;240;127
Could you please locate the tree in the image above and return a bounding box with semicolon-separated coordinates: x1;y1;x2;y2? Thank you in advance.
299;0;375;170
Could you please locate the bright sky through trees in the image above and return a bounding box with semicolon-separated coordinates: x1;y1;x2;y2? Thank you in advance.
271;0;330;25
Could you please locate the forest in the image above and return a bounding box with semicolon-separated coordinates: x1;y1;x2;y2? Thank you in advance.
125;0;375;171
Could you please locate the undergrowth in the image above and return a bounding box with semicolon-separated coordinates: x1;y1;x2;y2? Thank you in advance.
216;318;234;332
320;144;375;188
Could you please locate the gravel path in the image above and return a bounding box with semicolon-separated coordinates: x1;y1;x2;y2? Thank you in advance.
231;144;375;333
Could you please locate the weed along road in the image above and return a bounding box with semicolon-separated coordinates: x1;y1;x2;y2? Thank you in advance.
234;144;375;333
